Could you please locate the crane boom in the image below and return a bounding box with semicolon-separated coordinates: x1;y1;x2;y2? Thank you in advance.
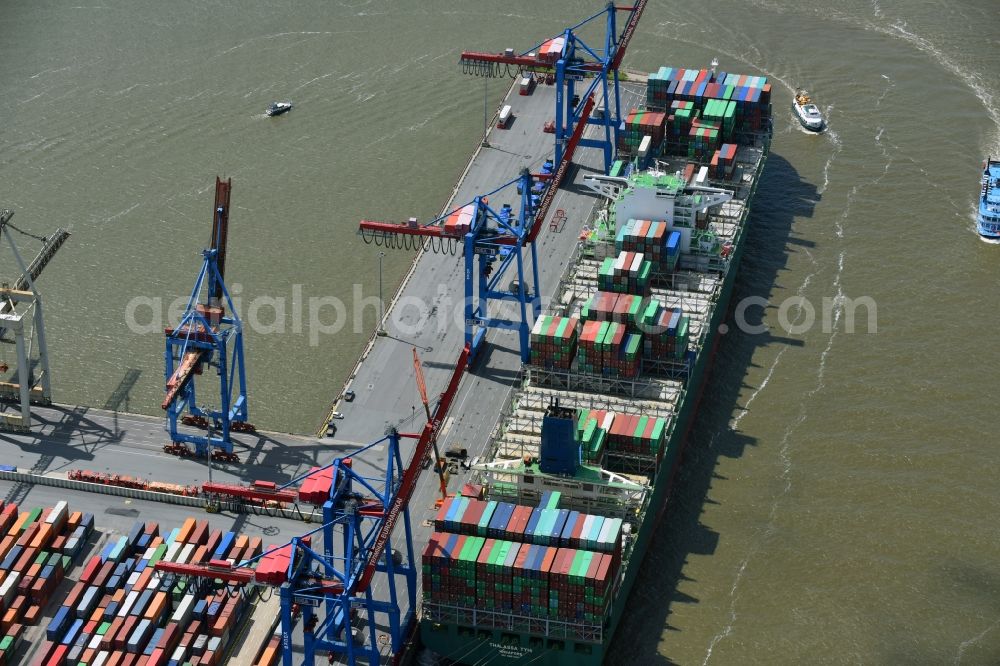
413;347;431;422
355;343;469;592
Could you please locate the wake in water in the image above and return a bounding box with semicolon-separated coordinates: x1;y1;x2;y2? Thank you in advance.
705;110;903;661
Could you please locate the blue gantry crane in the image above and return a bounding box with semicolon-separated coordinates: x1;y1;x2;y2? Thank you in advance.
162;177;251;459
459;1;648;174
157;345;470;665
359;170;545;366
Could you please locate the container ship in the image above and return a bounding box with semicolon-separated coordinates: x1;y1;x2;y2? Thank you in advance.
419;65;772;665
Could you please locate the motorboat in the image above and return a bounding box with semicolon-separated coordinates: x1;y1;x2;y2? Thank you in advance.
977;158;1000;242
266;101;293;117
792;90;824;131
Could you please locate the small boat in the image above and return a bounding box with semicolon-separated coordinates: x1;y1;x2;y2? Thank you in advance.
266;101;293;117
977;158;1000;242
792;90;824;131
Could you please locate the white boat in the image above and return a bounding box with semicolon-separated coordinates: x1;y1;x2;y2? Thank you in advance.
792;90;824;131
266;101;293;117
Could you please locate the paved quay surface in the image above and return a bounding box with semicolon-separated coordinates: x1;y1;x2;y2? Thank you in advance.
0;79;645;664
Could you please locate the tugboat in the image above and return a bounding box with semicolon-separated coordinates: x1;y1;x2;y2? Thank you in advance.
977;158;1000;242
792;90;824;131
266;101;293;117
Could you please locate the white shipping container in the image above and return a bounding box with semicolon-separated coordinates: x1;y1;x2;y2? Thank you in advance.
88;632;102;650
120;589;139;617
172;593;196;624
580;515;594;542
597;518;614;549
638;134;652;158
165;542;181;563
178;542;195;564
46;500;68;525
172;645;189;662
630;252;644;274
93;653;109;666
0;571;19;605
696;166;709;185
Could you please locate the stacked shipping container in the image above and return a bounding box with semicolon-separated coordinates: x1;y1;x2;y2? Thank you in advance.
616;109;667;155
710;143;738;180
642;304;690;361
424;497;623;621
577;409;668;460
577;320;641;379
615;220;681;274
529;315;579;370
580;292;645;332
32;518;262;666
597;251;651;294
0;500;91;644
637;66;770;159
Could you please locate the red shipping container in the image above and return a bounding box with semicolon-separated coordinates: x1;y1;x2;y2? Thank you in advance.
80;556;101;585
147;648;167;666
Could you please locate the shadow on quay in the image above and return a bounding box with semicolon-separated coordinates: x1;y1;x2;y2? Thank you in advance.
606;150;821;665
0;403;124;457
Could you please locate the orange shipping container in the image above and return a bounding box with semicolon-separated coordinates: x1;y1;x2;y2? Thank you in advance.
10;511;30;535
134;567;152;591
22;604;41;624
144;591;167;622
30;523;52;549
255;644;280;666
176;517;196;544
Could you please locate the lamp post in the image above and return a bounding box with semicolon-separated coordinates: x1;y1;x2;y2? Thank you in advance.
377;251;386;336
481;78;490;148
204;408;213;486
204;406;219;513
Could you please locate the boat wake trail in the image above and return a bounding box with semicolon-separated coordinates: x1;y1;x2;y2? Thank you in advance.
818;112;840;195
707;269;817;663
729;265;816;431
706;119;900;662
955;618;1000;665
881;20;1000;154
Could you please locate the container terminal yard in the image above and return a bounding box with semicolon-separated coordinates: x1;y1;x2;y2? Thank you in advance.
0;3;775;664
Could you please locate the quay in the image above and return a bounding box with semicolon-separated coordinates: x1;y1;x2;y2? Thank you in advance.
0;76;642;664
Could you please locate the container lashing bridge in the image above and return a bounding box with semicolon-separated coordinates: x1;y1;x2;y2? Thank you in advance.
162;177;251;459
359;170;544;367
158;345;470;665
459;1;648;174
